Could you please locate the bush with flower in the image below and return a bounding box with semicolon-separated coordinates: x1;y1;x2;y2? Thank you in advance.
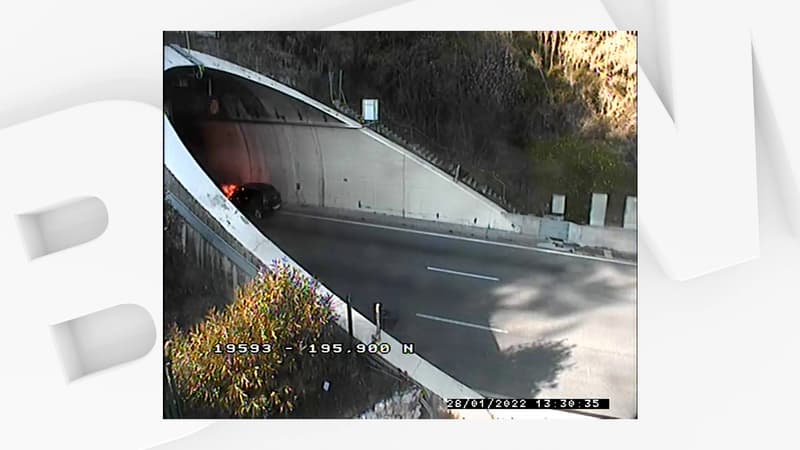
165;259;337;417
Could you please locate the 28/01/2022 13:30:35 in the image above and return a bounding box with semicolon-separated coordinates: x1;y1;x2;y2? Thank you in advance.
446;398;610;409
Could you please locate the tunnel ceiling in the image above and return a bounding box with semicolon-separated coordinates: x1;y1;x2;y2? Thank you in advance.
164;67;345;127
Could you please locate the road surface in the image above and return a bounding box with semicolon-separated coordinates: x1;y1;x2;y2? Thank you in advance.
257;211;637;418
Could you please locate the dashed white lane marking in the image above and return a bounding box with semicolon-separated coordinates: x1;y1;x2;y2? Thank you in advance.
426;265;500;281
415;313;508;334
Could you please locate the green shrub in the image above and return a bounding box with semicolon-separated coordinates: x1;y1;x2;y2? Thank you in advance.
165;259;336;418
528;135;635;223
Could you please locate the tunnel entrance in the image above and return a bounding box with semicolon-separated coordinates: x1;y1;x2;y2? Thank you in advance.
164;67;345;197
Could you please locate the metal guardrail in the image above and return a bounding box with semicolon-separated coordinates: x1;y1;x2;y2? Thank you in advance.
164;190;259;278
163;190;259;419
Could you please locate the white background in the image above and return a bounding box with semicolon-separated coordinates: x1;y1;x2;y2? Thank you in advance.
1;0;799;448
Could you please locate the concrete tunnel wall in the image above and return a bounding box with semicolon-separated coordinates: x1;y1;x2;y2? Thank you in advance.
165;45;515;232
191;119;517;231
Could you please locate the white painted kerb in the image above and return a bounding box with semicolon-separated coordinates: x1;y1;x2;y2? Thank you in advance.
164;116;487;412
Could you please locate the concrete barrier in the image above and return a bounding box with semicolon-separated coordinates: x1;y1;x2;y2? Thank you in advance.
624;196;637;229
504;212;541;236
590;193;608;226
567;222;637;254
507;212;636;256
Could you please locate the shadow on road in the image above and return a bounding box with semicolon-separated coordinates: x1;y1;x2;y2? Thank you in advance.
468;339;575;397
358;303;579;399
257;212;634;406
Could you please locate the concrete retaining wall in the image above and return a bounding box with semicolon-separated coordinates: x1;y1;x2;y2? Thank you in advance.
165;45;515;233
192;117;635;255
188;119;516;231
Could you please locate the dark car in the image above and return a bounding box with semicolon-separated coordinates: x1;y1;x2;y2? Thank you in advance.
224;182;281;219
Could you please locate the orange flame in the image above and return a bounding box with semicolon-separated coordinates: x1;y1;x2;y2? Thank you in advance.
221;184;238;199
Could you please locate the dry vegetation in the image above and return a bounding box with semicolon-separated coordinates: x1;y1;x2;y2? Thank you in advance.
536;31;638;140
165;261;336;418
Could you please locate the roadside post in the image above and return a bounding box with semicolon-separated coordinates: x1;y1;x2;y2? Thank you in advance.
346;295;354;349
372;301;382;342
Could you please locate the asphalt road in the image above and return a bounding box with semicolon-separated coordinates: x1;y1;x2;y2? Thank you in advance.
257;211;637;418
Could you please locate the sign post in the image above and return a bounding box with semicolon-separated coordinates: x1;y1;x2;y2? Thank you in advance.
346;295;354;349
372;301;382;342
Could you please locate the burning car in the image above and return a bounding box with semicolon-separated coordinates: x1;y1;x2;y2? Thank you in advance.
222;182;282;219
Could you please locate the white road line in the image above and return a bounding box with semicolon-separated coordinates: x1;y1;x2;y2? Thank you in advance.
426;266;499;281
415;313;509;334
280;210;636;266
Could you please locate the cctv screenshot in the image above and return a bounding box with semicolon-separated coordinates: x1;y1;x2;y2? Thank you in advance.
162;31;636;419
